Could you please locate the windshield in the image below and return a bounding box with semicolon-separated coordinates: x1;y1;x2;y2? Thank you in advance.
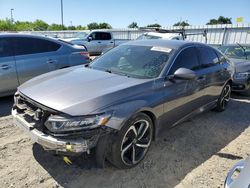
73;32;88;39
136;34;162;40
219;45;250;60
90;45;173;79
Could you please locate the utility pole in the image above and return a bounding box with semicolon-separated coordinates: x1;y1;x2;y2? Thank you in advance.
61;0;64;29
10;8;14;23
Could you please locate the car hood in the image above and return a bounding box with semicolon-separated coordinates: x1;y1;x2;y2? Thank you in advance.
230;58;250;73
18;66;150;115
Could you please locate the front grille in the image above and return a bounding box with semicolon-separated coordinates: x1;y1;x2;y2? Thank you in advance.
14;93;52;132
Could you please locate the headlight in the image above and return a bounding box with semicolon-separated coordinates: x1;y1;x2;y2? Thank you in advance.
234;72;250;80
45;113;112;133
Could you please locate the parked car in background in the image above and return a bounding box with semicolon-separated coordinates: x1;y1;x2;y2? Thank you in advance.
136;32;183;40
0;33;90;97
12;40;233;169
62;30;129;55
224;156;250;188
219;44;250;95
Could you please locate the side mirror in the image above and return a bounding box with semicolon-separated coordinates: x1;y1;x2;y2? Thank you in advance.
173;68;196;80
87;36;92;42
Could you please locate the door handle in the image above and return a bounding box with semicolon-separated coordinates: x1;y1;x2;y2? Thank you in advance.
110;41;114;43
46;59;57;64
98;41;101;43
1;65;10;70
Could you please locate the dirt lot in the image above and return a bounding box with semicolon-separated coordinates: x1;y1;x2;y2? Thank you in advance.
0;94;249;188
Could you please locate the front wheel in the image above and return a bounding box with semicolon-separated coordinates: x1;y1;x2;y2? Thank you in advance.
108;113;153;169
214;83;231;112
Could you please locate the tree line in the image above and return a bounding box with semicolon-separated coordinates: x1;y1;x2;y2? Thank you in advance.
0;16;232;31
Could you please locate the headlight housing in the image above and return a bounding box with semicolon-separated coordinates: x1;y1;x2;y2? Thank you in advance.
234;72;250;80
45;113;112;133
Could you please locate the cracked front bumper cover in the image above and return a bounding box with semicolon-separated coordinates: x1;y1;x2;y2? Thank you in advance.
12;109;99;153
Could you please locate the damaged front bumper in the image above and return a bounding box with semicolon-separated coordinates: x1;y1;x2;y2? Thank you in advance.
12;109;104;154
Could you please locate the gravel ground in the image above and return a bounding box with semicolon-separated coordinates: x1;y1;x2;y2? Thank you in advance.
0;94;249;188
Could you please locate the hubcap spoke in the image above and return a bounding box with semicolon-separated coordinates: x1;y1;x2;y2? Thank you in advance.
132;145;136;164
135;142;150;148
137;122;149;140
121;142;133;156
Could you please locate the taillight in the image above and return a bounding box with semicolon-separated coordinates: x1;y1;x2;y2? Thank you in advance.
80;51;90;59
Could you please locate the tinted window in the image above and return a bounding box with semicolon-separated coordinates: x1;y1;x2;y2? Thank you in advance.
0;38;13;58
14;37;61;56
91;32;111;40
198;47;220;68
169;47;200;75
99;32;111;40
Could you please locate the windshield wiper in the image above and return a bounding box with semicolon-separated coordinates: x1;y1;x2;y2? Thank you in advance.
236;42;248;60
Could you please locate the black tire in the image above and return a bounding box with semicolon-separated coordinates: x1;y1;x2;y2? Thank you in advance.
108;113;153;169
214;83;231;112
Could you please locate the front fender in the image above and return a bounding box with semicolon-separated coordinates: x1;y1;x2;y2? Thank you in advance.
104;99;162;131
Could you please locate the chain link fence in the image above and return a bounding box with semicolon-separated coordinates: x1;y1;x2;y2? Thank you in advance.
19;24;250;45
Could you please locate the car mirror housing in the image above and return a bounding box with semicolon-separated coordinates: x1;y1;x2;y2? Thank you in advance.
173;68;196;80
88;36;92;42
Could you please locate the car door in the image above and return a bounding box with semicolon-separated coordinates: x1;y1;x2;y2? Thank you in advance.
197;46;225;102
160;46;206;127
97;32;114;53
0;37;19;96
86;32;102;54
13;37;61;84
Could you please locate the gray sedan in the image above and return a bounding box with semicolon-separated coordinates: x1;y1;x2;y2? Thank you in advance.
0;33;90;97
12;40;233;169
218;44;250;95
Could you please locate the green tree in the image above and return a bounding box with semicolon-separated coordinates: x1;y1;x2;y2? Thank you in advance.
15;21;33;31
128;22;138;28
99;22;112;29
147;23;161;28
48;23;65;30
173;21;190;27
0;19;16;31
67;25;76;30
87;22;100;30
75;25;87;30
32;19;49;31
206;16;232;25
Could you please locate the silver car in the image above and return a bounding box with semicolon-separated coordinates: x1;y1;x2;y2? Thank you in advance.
12;40;233;168
0;33;90;97
225;156;250;188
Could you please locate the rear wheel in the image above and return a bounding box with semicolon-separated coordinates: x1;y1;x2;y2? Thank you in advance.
109;113;153;169
214;83;231;112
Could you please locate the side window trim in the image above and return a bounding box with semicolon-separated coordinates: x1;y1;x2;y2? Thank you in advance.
197;46;220;68
166;45;200;76
0;37;15;58
13;37;61;56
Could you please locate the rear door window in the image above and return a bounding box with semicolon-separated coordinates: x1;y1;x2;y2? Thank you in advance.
99;32;112;40
0;38;13;58
169;47;200;75
14;37;61;56
198;47;220;68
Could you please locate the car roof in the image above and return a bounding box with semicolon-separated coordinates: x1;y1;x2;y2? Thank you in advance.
0;32;57;41
122;39;201;49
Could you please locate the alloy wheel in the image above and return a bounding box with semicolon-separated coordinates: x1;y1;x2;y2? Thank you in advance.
220;84;231;109
120;119;152;166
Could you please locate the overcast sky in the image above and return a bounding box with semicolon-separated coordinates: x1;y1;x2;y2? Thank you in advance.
0;0;249;27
